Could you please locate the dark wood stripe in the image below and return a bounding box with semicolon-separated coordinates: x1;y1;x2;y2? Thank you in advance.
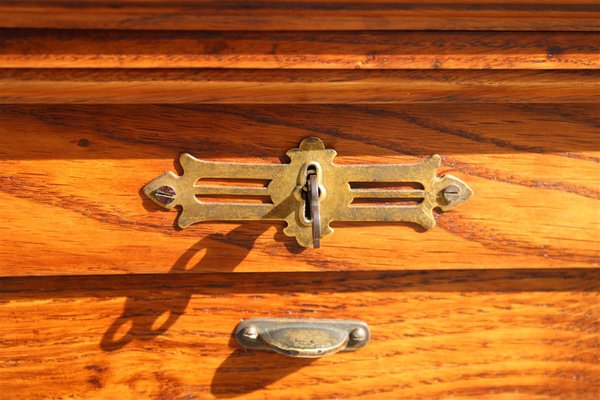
1;29;597;69
1;269;599;295
0;1;598;31
339;105;600;163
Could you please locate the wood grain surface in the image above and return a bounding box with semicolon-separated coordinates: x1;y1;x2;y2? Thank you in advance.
1;30;598;70
1;69;599;104
1;104;598;275
1;5;598;400
0;269;598;399
1;0;598;31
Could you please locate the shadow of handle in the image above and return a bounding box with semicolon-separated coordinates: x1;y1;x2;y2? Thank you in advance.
211;349;315;398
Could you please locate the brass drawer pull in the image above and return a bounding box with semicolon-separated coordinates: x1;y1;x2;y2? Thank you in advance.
144;137;473;248
234;318;369;358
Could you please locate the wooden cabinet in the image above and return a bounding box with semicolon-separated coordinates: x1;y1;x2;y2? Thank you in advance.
0;2;598;399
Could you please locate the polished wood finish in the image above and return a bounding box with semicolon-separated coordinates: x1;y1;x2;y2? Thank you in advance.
1;70;599;104
1;270;598;399
1;1;598;398
1;1;598;31
1;104;598;275
1;30;598;70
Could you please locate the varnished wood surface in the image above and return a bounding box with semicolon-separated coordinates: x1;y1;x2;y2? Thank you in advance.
1;30;598;70
1;1;598;31
0;269;598;399
1;6;598;400
1;104;598;275
1;69;599;104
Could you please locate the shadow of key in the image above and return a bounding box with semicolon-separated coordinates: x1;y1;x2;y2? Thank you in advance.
100;223;276;351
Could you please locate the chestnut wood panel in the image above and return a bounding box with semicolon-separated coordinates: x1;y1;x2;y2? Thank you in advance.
1;30;598;70
1;69;599;104
0;104;598;276
0;270;598;399
1;1;598;31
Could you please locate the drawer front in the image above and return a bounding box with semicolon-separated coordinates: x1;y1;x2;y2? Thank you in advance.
1;103;598;275
1;271;598;399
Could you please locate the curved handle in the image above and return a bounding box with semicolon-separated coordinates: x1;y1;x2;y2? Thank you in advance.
234;318;369;358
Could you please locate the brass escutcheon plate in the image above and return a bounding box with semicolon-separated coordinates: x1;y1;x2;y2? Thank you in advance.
143;137;473;248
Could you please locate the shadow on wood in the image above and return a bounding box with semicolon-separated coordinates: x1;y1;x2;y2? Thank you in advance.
99;223;288;351
211;349;315;398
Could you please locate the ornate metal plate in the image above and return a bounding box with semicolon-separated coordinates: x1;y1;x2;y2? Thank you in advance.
143;137;473;248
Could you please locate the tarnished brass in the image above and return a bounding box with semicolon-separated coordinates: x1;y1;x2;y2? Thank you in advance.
143;137;473;248
234;318;369;358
